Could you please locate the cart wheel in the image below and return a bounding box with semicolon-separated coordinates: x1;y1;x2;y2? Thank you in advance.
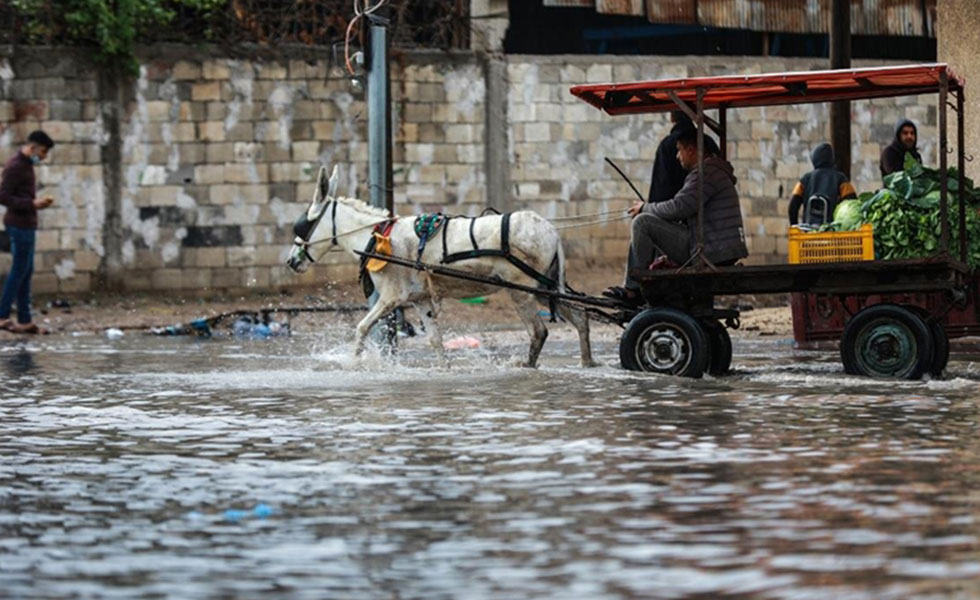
840;304;934;379
620;308;709;378
928;320;949;377
702;319;733;376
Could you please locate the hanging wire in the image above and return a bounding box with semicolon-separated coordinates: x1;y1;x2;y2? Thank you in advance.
345;0;389;75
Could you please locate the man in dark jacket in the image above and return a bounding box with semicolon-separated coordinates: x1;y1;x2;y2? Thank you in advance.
604;131;748;302
648;110;721;203
788;142;857;226
0;130;55;333
880;118;922;178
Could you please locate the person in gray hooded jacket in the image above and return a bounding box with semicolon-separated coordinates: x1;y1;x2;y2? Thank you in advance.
603;130;748;303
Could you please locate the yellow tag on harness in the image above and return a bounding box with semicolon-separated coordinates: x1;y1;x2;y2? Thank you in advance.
366;233;392;272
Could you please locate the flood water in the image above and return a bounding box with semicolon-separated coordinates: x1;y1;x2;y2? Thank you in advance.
2;328;980;599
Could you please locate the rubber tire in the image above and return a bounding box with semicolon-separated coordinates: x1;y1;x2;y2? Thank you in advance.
929;320;950;377
902;305;949;378
702;319;733;376
840;304;934;380
620;308;709;378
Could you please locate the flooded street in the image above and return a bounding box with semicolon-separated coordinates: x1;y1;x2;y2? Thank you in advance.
2;330;980;599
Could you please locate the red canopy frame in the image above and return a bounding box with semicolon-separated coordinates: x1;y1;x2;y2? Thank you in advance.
570;64;968;269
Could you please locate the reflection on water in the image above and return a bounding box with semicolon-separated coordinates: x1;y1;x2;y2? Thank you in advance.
1;334;980;599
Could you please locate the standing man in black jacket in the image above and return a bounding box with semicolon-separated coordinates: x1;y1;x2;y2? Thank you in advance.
648;110;696;204
880;118;923;178
0;130;55;334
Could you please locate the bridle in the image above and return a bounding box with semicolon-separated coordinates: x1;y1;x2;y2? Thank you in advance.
292;195;389;264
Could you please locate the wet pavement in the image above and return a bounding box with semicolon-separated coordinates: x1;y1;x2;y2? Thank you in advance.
2;331;980;599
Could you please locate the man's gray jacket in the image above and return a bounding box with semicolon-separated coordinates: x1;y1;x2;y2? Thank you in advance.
641;155;748;265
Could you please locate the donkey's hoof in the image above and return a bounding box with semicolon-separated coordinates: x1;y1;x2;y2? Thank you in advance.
507;356;538;368
581;359;601;368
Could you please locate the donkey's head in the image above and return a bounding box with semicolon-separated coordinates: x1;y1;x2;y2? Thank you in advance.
286;164;339;273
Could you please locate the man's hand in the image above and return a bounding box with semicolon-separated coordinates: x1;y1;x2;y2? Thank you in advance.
627;200;645;218
34;196;54;209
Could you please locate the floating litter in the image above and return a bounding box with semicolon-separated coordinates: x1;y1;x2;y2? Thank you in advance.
105;328;124;339
443;336;481;350
223;509;249;523
459;297;487;304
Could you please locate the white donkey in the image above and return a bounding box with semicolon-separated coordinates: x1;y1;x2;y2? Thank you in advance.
286;165;596;368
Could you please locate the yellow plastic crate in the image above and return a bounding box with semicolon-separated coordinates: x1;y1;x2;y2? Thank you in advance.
788;224;874;264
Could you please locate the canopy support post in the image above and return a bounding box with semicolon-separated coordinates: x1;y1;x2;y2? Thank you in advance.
957;85;967;264
939;70;949;255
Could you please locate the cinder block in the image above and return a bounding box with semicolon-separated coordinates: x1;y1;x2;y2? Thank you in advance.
255;62;288;80
196;247;226;268
224;163;268;184
173;60;202;80
240;266;270;288
33;273;59;294
59;272;90;293
181;269;211;290
191;82;221;101
194;165;225;184
205;143;234;163
292;141;320;161
151;268;183;289
198;121;225;142
202;59;231;80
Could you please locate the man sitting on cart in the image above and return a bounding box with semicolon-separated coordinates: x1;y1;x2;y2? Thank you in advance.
788;142;857;228
603;130;748;305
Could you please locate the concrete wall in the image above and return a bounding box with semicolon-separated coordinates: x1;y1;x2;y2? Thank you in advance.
0;47;938;294
938;0;979;181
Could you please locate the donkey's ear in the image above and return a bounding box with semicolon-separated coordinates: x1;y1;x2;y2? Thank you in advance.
317;165;330;200
326;165;340;199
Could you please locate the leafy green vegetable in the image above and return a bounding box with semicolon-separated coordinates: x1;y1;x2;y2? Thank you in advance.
823;154;980;266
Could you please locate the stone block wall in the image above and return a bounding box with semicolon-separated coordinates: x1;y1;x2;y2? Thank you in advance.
0;46;939;293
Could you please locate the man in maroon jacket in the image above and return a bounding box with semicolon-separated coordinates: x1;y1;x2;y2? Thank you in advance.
0;130;55;333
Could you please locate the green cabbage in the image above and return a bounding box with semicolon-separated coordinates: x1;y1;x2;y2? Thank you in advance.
832;199;863;231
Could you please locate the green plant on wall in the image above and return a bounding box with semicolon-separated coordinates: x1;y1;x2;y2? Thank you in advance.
11;0;226;75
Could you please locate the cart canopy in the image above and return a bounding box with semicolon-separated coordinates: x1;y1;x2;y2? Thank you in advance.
571;63;963;116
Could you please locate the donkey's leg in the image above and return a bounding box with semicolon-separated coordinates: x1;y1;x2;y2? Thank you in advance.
418;299;449;367
420;273;449;366
354;293;401;357
558;304;598;368
508;289;548;368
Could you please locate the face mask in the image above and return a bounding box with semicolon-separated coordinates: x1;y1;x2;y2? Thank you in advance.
30;155;41;165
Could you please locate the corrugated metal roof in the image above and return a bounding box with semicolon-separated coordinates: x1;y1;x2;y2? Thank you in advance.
542;0;593;6
599;0;936;37
596;0;645;16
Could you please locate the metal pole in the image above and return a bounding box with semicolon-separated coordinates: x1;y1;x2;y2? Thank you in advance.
696;89;705;267
939;70;949;254
830;0;851;178
368;24;389;211
958;86;967;263
366;19;400;349
719;107;727;161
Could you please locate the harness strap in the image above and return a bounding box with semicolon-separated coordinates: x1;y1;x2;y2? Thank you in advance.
469;217;478;250
330;199;338;246
500;213;510;254
442;215;453;261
